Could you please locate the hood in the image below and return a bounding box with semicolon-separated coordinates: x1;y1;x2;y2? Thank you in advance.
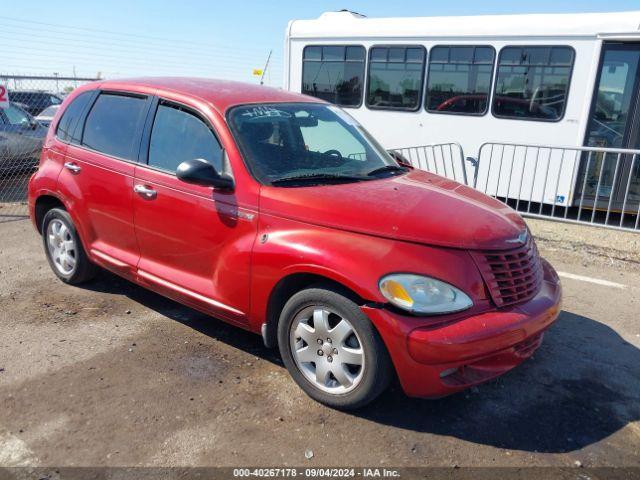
259;169;528;251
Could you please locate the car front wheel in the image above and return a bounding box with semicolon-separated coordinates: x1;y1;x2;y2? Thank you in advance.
278;286;392;410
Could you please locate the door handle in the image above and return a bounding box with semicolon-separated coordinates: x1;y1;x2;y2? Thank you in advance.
134;184;157;199
63;161;81;174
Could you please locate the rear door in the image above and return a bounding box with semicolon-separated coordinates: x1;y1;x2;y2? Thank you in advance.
58;91;152;278
133;98;257;325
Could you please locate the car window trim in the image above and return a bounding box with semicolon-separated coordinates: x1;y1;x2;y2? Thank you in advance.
138;96;226;177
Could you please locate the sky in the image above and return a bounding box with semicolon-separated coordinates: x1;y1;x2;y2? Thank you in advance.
3;0;640;87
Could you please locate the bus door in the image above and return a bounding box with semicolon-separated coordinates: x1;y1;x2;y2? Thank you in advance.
578;42;640;213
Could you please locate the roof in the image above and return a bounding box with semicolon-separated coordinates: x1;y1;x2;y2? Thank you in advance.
96;77;321;113
288;10;640;39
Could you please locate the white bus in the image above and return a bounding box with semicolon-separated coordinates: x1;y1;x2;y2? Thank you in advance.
284;10;640;216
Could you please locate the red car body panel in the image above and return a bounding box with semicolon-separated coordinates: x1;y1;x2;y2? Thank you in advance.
132;163;257;326
258;170;528;250
129;90;260;326
248;213;491;326
28;78;562;399
60;144;139;274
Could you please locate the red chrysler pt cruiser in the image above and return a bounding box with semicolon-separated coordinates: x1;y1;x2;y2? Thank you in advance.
28;78;561;409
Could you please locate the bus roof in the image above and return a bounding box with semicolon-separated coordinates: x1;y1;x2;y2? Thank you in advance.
288;10;640;40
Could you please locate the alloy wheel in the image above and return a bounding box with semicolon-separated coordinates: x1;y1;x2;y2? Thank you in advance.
46;219;77;275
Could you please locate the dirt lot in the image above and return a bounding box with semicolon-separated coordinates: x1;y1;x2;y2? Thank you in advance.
0;217;639;468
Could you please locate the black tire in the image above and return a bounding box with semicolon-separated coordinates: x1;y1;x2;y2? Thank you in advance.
42;208;97;285
277;286;393;410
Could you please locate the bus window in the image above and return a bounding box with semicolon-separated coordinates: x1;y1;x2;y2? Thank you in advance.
493;46;574;121
366;46;426;111
425;46;495;115
302;45;365;107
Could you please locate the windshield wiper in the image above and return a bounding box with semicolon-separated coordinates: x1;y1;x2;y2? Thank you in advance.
366;164;408;177
271;173;368;186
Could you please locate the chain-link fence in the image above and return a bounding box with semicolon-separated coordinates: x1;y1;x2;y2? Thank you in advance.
0;75;99;223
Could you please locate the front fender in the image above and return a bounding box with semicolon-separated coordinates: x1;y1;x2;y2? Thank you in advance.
248;213;487;334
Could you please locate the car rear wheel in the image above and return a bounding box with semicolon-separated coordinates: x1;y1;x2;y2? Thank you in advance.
42;208;97;284
277;286;392;410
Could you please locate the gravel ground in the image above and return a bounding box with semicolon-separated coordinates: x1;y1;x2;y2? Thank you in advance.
0;218;639;468
527;218;640;269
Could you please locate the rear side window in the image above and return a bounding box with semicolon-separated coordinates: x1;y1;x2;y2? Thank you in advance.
148;103;222;173
82;93;147;160
302;45;366;107
493;46;574;121
40;106;58;117
56;91;94;143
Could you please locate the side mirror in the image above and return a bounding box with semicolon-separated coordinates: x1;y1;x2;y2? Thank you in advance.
176;159;234;190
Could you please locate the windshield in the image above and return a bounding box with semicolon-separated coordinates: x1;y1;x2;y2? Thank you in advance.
228;103;400;185
39;106;58;117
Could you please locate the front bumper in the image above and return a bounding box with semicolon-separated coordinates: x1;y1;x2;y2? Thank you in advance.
361;260;562;398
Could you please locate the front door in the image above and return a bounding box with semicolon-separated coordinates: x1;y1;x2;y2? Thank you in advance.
133;99;257;326
579;42;640;212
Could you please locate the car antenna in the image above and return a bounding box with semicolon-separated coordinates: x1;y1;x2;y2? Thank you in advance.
260;50;272;86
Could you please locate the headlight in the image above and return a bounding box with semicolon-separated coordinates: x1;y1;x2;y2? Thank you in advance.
379;274;473;315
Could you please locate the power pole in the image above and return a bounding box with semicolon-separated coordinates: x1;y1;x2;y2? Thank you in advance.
260;50;272;86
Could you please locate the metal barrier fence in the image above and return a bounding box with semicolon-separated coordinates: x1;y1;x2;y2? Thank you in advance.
390;143;469;186
475;142;640;233
392;141;639;233
0;75;99;223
